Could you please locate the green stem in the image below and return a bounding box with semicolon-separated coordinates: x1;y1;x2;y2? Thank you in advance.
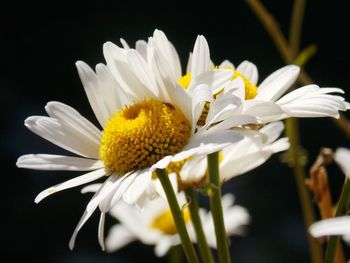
185;187;215;263
286;118;323;263
156;169;199;263
168;245;181;263
207;152;231;263
324;177;350;263
289;0;306;57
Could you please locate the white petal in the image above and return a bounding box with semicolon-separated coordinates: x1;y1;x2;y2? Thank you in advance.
136;40;148;60
103;42;141;100
335;148;350;178
76;61;111;127
126;49;159;97
220;60;235;69
81;183;102;194
242;100;286;123
17;154;103;171
205;115;258;133
191;35;210;80
105;225;136;252
172;130;244;162
155;236;180;257
35;168;106;203
180;156;207;183
191;84;213;130
153;29;181;80
259;121;284;144
25;116;99;158
120;38;130;49
45;101;101;145
151;156;173;170
256;65;300;102
167;84;192;123
69;174;122;249
204;93;242;128
98;212;106;250
188;70;233;95
123;169;152;204
309;216;350;238
186;52;192;74
99;172;138;213
236;60;258;85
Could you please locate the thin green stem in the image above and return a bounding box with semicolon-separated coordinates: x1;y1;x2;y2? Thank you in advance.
285;118;323;263
156;169;199;263
289;0;306;57
324;177;350;263
168;245;181;263
185;187;215;263
207;152;231;263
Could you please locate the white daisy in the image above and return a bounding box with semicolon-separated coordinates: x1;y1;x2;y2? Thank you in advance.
213;60;350;124
105;191;249;257
179;121;290;186
16;30;252;249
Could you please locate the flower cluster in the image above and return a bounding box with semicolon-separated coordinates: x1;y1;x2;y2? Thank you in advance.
17;30;349;261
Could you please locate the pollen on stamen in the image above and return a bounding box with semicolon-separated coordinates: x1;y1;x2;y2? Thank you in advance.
99;99;191;174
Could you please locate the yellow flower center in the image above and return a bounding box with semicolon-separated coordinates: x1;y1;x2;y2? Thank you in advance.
99;99;191;173
150;208;191;235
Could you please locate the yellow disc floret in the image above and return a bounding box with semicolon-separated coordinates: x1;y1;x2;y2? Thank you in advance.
178;73;192;90
99;99;191;173
150;208;191;235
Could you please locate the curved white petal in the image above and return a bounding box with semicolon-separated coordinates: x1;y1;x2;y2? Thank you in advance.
236;60;258;85
256;65;300;102
172;130;244;162
188;70;233;95
153;29;182;80
259;121;285;144
81;183;102;194
191;84;213;130
98;212;106;250
335;148;350;178
179;156;207;183
25;116;99;159
220;60;235;69
310;216;350;238
136;40;148;60
155;236;180;257
123;169;152;204
191;35;210;80
69;174;123;249
17;154;103;171
242;100;286;123
205;115;258;133
35;168;107;203
106;225;136;252
76;61;120;127
119;38;130;49
45;101;101;145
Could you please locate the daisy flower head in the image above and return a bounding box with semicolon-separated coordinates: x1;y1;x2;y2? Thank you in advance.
214;60;350;123
16;29;248;249
105;191;250;257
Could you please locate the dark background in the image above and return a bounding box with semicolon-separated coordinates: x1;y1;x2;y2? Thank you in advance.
2;0;350;262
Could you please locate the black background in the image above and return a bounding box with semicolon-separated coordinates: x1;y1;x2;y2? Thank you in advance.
2;0;350;262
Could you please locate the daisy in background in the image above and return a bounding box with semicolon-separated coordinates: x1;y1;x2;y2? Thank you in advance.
178;121;290;187
16;30;254;249
309;147;350;244
206;59;350;126
104;189;250;257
